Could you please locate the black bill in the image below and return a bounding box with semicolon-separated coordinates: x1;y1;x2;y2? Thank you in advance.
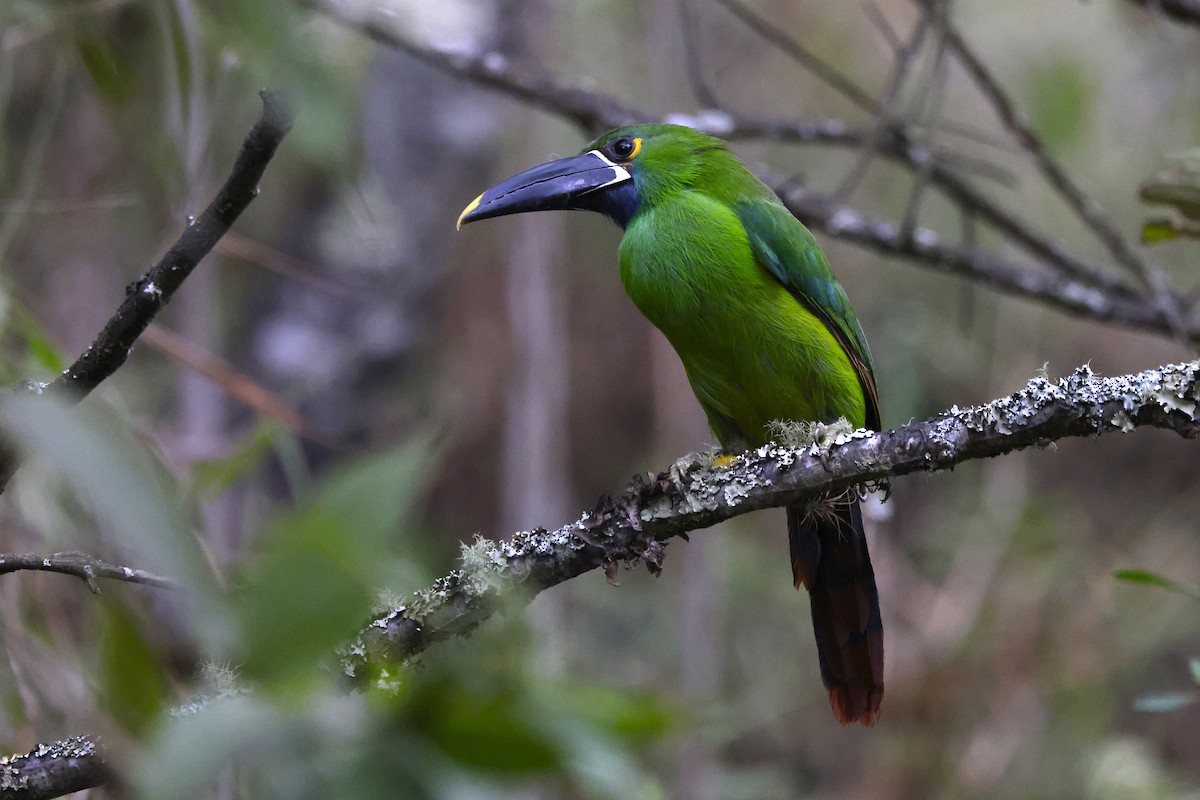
457;150;631;229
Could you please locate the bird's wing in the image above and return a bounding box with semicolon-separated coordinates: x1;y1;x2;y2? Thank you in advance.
734;199;880;430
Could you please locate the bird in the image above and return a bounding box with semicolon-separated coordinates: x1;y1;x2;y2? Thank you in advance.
457;123;883;726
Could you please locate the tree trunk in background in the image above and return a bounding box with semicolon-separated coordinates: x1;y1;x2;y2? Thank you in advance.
498;0;574;680
169;0;240;576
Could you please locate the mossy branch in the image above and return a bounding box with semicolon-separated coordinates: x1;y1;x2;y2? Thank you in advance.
342;360;1200;682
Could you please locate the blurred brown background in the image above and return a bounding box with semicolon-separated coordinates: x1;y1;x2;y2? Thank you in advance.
1;0;1199;797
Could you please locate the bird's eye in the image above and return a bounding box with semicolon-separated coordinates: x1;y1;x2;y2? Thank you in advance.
612;137;640;160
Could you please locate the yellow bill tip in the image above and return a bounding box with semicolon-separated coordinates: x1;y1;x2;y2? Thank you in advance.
456;193;483;231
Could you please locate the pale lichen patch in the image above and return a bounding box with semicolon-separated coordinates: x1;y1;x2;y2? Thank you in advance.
768;418;853;448
1111;410;1136;432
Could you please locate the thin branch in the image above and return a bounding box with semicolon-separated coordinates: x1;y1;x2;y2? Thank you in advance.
0;90;294;493
1123;0;1200;26
830;6;931;205
305;0;641;131
713;0;879;112
677;0;722;108
342;360;1200;679
936;13;1181;324
900;3;950;237
863;1;904;55
0;552;176;592
0;736;106;800
768;183;1196;340
717;0;1011;152
139;324;316;440
45;90;292;403
216;231;354;297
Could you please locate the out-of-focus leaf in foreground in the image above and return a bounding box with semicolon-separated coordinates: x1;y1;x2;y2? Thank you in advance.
1113;568;1200;599
98;598;170;737
0;395;229;647
235;438;435;686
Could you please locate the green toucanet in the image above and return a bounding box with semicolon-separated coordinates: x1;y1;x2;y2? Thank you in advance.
458;124;884;726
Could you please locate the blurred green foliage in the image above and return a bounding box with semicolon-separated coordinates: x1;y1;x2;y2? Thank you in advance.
1026;57;1092;154
1140;151;1200;244
0;394;672;797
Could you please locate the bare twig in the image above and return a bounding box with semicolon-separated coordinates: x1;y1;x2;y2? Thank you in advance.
44;90;292;403
830;6;931;204
770;184;1197;340
717;0;1010;152
139;324;313;439
305;0;641;131
713;0;879;112
0;552;176;592
0;736;106;800
1123;0;1200;26
936;14;1182;327
343;361;1200;678
863;1;904;55
677;0;722;108
0;90;293;493
900;2;950;237
216;231;353;297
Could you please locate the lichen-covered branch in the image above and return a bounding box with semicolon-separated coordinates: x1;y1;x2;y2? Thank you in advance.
343;361;1200;681
0;736;105;800
0;552;176;592
0;90;294;493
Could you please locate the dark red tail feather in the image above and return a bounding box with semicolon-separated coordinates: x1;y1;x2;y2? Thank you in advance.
788;497;884;726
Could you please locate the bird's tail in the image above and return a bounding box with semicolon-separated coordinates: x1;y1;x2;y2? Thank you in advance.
788;495;884;726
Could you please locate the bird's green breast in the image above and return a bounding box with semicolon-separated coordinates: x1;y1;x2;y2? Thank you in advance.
618;191;866;448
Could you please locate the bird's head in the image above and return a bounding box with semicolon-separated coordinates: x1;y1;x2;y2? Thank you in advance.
456;123;727;230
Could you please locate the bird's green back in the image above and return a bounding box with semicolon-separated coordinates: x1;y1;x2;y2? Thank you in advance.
602;125;878;446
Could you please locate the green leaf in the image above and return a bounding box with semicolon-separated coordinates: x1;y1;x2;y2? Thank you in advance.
75;31;138;104
25;333;65;375
189;422;278;499
134;695;287;800
410;678;562;775
236;437;436;686
235;511;374;686
1027;58;1091;152
1141;219;1181;245
1133;692;1200;713
98;599;168;737
538;683;673;745
1113;568;1200;598
307;437;435;553
1;396;229;648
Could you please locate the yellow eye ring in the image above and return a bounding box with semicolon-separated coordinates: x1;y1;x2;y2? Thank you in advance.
613;136;643;161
